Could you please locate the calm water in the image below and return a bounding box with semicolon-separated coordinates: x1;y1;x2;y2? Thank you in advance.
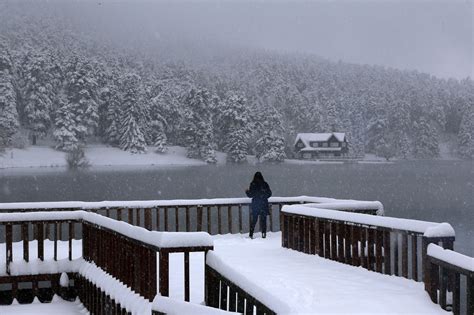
0;161;473;255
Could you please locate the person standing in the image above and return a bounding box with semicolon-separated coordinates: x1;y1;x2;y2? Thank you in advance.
245;172;272;239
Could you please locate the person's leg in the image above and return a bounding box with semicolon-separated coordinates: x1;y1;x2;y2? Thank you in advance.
260;212;267;238
249;211;258;238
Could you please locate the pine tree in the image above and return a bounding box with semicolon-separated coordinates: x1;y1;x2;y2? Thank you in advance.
255;107;286;162
154;130;168;153
119;73;147;153
458;105;474;159
63;56;99;143
412;117;439;158
216;93;251;163
53;98;79;151
0;70;19;145
23;53;54;144
183;88;217;163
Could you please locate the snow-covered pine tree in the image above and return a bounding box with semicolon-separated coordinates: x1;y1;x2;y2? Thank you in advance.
53;97;79;151
412;117;439;158
183;88;217;163
119;73;147;153
0;70;19;144
216;93;251;163
23;53;54;145
458;105;474;159
102;73;123;146
63;56;99;143
154;130;167;153
255;107;286;163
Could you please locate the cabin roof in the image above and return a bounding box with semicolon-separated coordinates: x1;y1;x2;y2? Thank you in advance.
294;132;346;146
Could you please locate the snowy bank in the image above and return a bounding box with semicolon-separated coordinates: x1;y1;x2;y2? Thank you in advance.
0;145;206;169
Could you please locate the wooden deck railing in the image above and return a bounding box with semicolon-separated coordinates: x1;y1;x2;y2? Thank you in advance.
205;265;275;315
425;244;474;315
0;197;382;236
281;205;455;282
0;211;213;314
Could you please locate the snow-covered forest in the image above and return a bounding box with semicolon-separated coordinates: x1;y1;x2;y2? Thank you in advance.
0;1;473;163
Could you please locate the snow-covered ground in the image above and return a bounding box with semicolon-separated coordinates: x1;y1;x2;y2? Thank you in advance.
0;297;88;315
0;233;448;314
0;145;207;169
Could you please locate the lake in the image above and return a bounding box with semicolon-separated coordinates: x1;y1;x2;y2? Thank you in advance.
0;160;472;256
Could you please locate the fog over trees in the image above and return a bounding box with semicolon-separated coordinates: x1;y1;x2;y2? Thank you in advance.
0;0;473;161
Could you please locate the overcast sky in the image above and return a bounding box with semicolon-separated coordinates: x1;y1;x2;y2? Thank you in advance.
43;0;474;79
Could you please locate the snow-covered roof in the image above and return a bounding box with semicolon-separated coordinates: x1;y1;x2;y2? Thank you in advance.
295;132;346;147
300;147;342;152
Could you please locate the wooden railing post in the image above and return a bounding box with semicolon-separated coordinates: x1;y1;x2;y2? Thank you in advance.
159;250;170;297
467;274;474;315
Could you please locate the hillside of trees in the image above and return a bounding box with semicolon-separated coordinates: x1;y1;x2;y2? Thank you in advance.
0;2;473;162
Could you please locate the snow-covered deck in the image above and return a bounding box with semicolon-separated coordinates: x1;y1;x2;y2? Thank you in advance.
209;233;448;314
0;234;448;314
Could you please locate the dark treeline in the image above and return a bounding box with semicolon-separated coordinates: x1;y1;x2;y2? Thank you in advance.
0;1;473;162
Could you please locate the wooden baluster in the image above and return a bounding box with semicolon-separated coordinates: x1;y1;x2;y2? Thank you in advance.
207;206;211;234
164;207;169;231
281;213;287;248
248;206;252;233
6;224;12;275
336;223;344;262
412;235;418;281
220;281;228;310
393;233;399;276
298;217;305;252
287;215;293;249
439;266;447;310
159;250;169;296
401;233;408;278
228;205;232;234
304;218;311;254
375;229;383;273
344;224;351;264
144;208;152;231
466;275;473;315
185;207;190;232
229;287;237;312
37;223;44;261
330;222;337;260
106;208;110;218
367;229;375;271
238;204;243;233
383;230;391;275
184;251;190;302
217;206;222;235
156;208;161;231
69;221;74;261
452;272;460;315
311;219;318;255
175;207;179;231
318;219;324;257
22;223;29;262
128;208;133;225
196;206;203;232
237;293;245;313
360;227;367;269
426;260;439;303
117;208;122;221
136;208;142;227
324;221;330;258
351;225;360;266
245;297;253;315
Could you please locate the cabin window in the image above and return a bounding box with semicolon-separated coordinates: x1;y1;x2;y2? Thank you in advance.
322;142;328;147
303;153;312;159
297;141;304;148
330;142;339;148
342;142;347;148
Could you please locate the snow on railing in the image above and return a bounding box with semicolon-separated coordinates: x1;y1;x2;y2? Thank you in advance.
0;210;213;249
282;204;452;237
425;244;474;314
0;195;383;212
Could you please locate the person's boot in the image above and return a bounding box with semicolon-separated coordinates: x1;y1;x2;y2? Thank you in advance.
262;232;266;238
249;229;254;239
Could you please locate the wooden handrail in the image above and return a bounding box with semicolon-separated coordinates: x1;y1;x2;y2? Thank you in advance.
425;244;473;315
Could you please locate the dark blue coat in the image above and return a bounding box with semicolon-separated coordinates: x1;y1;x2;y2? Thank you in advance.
246;181;272;215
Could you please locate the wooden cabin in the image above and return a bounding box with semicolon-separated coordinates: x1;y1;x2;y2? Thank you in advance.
294;132;348;159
